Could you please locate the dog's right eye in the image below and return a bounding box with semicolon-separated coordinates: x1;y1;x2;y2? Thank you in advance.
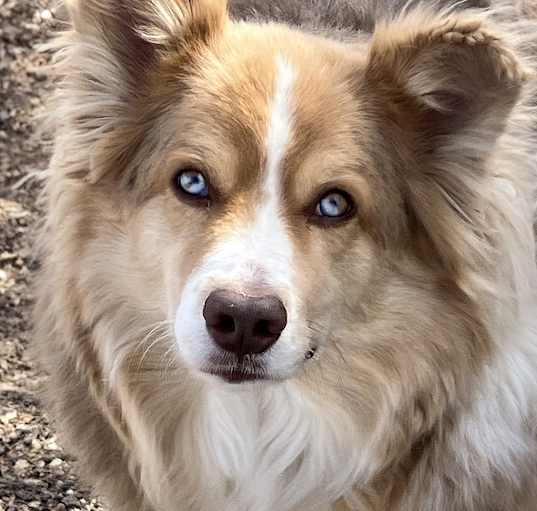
172;169;211;205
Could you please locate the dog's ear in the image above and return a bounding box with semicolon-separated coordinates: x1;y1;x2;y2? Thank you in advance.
65;0;227;75
59;0;228;184
365;12;526;139
363;11;529;277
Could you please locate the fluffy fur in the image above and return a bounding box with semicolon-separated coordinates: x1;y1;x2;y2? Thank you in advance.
35;1;537;510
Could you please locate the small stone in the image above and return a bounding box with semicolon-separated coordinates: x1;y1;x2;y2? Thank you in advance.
0;410;17;424
23;23;40;33
62;495;79;508
28;502;41;510
45;440;59;451
0;251;16;261
48;457;63;468
31;439;41;451
18;412;33;424
23;479;41;487
14;459;30;474
54;505;66;511
40;9;52;21
28;69;47;81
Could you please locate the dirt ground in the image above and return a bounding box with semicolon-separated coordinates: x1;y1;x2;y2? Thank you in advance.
0;1;103;509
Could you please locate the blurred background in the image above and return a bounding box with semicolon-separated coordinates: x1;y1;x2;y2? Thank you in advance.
0;1;102;509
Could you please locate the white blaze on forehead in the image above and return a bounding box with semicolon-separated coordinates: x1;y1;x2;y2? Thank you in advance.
202;54;297;284
265;56;296;197
237;54;297;283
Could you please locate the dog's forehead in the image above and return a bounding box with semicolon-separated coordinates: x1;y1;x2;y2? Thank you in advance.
178;36;364;183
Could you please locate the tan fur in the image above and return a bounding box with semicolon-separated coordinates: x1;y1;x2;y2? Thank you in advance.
35;1;537;510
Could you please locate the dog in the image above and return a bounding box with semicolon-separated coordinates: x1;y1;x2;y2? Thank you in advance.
34;0;537;509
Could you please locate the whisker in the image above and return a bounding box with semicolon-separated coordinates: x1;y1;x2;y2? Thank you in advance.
132;320;174;373
162;345;180;379
137;335;166;371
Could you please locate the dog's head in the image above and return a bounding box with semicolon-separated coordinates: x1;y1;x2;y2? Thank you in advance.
60;0;526;397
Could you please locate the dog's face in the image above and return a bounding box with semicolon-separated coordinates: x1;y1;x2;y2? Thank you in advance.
162;33;382;383
64;0;524;398
126;29;373;383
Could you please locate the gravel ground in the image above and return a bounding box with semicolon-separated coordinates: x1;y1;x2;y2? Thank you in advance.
0;2;103;509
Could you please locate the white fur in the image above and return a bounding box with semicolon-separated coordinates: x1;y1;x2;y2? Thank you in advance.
190;384;370;511
122;376;371;511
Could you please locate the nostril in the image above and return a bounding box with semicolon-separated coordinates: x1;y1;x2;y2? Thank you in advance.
216;314;235;334
253;319;271;338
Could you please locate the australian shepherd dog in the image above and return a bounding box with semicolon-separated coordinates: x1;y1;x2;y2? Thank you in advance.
35;0;537;509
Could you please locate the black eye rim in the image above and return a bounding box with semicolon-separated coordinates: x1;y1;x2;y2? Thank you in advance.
308;188;356;227
171;167;212;206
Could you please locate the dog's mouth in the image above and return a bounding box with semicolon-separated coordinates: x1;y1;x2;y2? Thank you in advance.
203;365;270;383
201;353;272;383
201;346;318;384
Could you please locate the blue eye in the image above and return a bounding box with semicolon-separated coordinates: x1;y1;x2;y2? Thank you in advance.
175;169;209;199
315;191;352;219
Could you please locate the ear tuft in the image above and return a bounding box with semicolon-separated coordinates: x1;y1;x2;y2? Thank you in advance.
135;0;228;48
65;0;228;67
366;12;528;120
423;18;527;82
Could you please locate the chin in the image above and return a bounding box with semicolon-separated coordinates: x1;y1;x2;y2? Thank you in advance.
35;0;537;510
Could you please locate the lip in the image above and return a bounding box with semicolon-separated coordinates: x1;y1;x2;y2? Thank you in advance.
203;366;270;384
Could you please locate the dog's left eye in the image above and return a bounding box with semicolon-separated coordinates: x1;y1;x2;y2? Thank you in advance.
177;170;209;197
315;191;353;220
172;169;211;205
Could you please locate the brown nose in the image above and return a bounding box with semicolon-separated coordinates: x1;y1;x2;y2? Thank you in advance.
203;290;287;357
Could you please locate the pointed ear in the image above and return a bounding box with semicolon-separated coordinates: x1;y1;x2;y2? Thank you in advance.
363;11;529;277
365;11;527;142
65;0;228;81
